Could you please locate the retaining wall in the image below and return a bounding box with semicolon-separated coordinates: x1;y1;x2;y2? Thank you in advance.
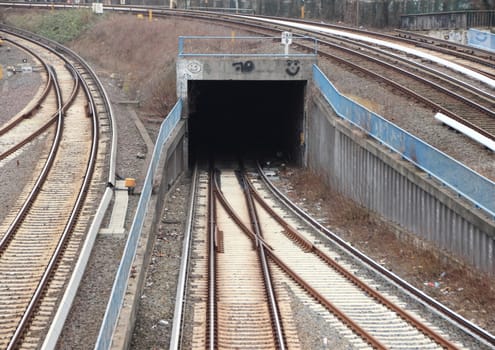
309;67;495;275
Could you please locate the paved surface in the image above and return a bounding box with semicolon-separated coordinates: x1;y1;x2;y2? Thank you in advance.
100;180;128;236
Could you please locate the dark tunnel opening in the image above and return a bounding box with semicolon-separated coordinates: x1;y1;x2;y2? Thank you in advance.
187;80;306;165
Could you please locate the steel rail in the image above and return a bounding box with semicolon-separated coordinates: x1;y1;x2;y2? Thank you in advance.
0;64;65;252
0;64;80;161
0;23;118;350
1;4;492;344
4;64;63;348
1;1;494;69
256;162;495;348
0;20;116;350
245;170;461;350
264;15;495;71
0;36;53;136
240;21;495;138
5;53;100;348
316;32;495;102
207;166;217;350
212;171;387;349
3;6;492;140
0;23;117;186
159;11;495;139
238;169;286;350
236;14;495;70
312;41;495;139
169;165;199;350
0;31;99;348
208;13;495;138
394;29;495;66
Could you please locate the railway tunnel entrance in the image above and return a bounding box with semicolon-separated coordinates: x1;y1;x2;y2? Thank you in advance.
176;35;317;167
187;80;306;165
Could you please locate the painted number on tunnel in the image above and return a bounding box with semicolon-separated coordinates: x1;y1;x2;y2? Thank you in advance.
233;61;255;73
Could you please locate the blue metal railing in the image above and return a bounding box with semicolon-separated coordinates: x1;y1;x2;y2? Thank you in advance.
95;99;183;350
313;65;495;218
178;35;318;57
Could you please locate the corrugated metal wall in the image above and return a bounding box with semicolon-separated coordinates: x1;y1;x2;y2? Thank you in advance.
309;82;495;276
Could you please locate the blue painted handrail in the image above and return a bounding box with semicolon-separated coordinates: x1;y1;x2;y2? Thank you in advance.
313;65;495;218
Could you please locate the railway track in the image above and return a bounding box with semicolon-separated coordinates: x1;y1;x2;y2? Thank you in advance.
0;37;78;162
1;4;494;348
220;15;495;140
1;4;494;142
0;39;52;137
270;18;495;78
181;162;489;349
139;9;495;141
209;166;290;348
394;29;495;71
0;27;112;349
312;34;495;139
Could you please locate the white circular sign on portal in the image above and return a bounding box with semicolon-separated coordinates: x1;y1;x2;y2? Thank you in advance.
186;61;202;74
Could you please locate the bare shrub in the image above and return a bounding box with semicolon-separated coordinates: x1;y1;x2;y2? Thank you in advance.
143;62;177;117
287;167;374;225
68;14;254;117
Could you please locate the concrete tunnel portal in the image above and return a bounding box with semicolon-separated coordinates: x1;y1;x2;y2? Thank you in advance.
187;80;306;165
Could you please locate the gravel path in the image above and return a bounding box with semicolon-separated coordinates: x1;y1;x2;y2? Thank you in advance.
0;42;43;122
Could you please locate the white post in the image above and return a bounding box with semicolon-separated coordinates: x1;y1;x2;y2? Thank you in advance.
281;31;292;56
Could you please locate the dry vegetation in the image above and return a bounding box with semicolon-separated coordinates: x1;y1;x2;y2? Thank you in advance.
68;14;253;117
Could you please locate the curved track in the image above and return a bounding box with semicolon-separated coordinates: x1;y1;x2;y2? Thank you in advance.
121;8;495;142
209;167;287;349
1;3;493;141
219;15;495;140
0;27;112;349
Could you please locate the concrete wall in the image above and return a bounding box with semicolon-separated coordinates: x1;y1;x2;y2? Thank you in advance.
307;94;495;275
177;56;316;100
